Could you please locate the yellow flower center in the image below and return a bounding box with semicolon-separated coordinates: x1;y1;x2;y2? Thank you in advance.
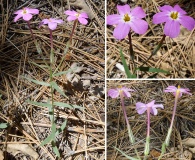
123;14;130;22
22;8;27;14
170;12;178;20
176;85;181;96
75;13;80;18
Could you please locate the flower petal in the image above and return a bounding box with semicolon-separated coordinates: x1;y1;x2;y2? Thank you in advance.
52;19;64;24
174;4;186;15
179;15;195;31
14;14;23;22
151;107;158;115
117;5;131;15
48;22;57;30
107;14;122;25
27;8;39;14
108;89;119;98
78;17;88;25
14;9;23;14
136;102;147;115
131;7;146;18
23;13;32;21
42;19;49;24
64;10;77;16
80;12;88;18
159;5;173;12
130;19;148;34
113;23;130;40
164;20;180;38
67;16;77;21
123;90;131;98
153;12;169;24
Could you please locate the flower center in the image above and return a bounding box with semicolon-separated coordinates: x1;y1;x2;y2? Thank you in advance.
75;13;80;18
170;12;178;20
22;8;27;14
123;14;130;22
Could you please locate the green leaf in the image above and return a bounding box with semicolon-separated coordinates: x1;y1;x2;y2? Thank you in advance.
54;102;83;110
0;123;8;129
40;123;56;146
114;147;139;160
52;143;60;157
136;67;170;74
63;41;70;55
24;77;50;86
26;100;52;108
50;81;67;98
53;70;71;77
55;119;67;136
30;61;49;69
120;49;136;78
40;134;53;146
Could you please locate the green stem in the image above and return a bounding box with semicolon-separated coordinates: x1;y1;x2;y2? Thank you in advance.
140;34;166;68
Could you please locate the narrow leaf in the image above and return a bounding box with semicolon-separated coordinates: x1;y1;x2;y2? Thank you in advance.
114;147;139;160
25;77;50;86
52;143;60;157
40;134;53;146
120;49;136;78
50;81;67;97
54;102;83;110
55;119;68;136
137;67;170;74
27;100;52;108
0;123;8;129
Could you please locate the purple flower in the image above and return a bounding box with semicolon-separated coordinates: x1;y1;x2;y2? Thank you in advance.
107;4;148;40
164;85;192;98
64;10;88;25
153;4;195;38
40;18;63;30
136;100;164;115
108;87;134;98
14;7;39;22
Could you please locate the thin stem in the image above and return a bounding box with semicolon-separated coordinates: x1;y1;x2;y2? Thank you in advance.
49;29;54;125
140;34;166;68
128;31;136;73
158;90;180;160
119;92;141;160
27;21;35;41
69;19;78;44
144;108;151;159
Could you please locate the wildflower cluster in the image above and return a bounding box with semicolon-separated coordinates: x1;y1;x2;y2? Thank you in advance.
108;85;191;160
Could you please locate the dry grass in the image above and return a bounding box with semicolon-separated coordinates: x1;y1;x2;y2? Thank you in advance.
0;0;105;159
107;80;195;159
107;0;195;78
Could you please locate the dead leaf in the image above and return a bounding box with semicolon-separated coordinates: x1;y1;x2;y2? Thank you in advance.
182;138;195;147
7;144;39;160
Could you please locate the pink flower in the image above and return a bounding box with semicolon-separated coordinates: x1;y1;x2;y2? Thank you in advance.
40;18;63;30
164;85;192;98
108;87;134;98
107;4;148;40
153;4;195;38
14;7;39;22
136;100;164;115
64;10;88;25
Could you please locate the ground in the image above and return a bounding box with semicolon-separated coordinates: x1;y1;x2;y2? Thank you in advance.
0;0;105;159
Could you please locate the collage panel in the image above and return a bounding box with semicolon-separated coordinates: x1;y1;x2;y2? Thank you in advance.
0;0;105;159
107;80;195;159
106;0;195;78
